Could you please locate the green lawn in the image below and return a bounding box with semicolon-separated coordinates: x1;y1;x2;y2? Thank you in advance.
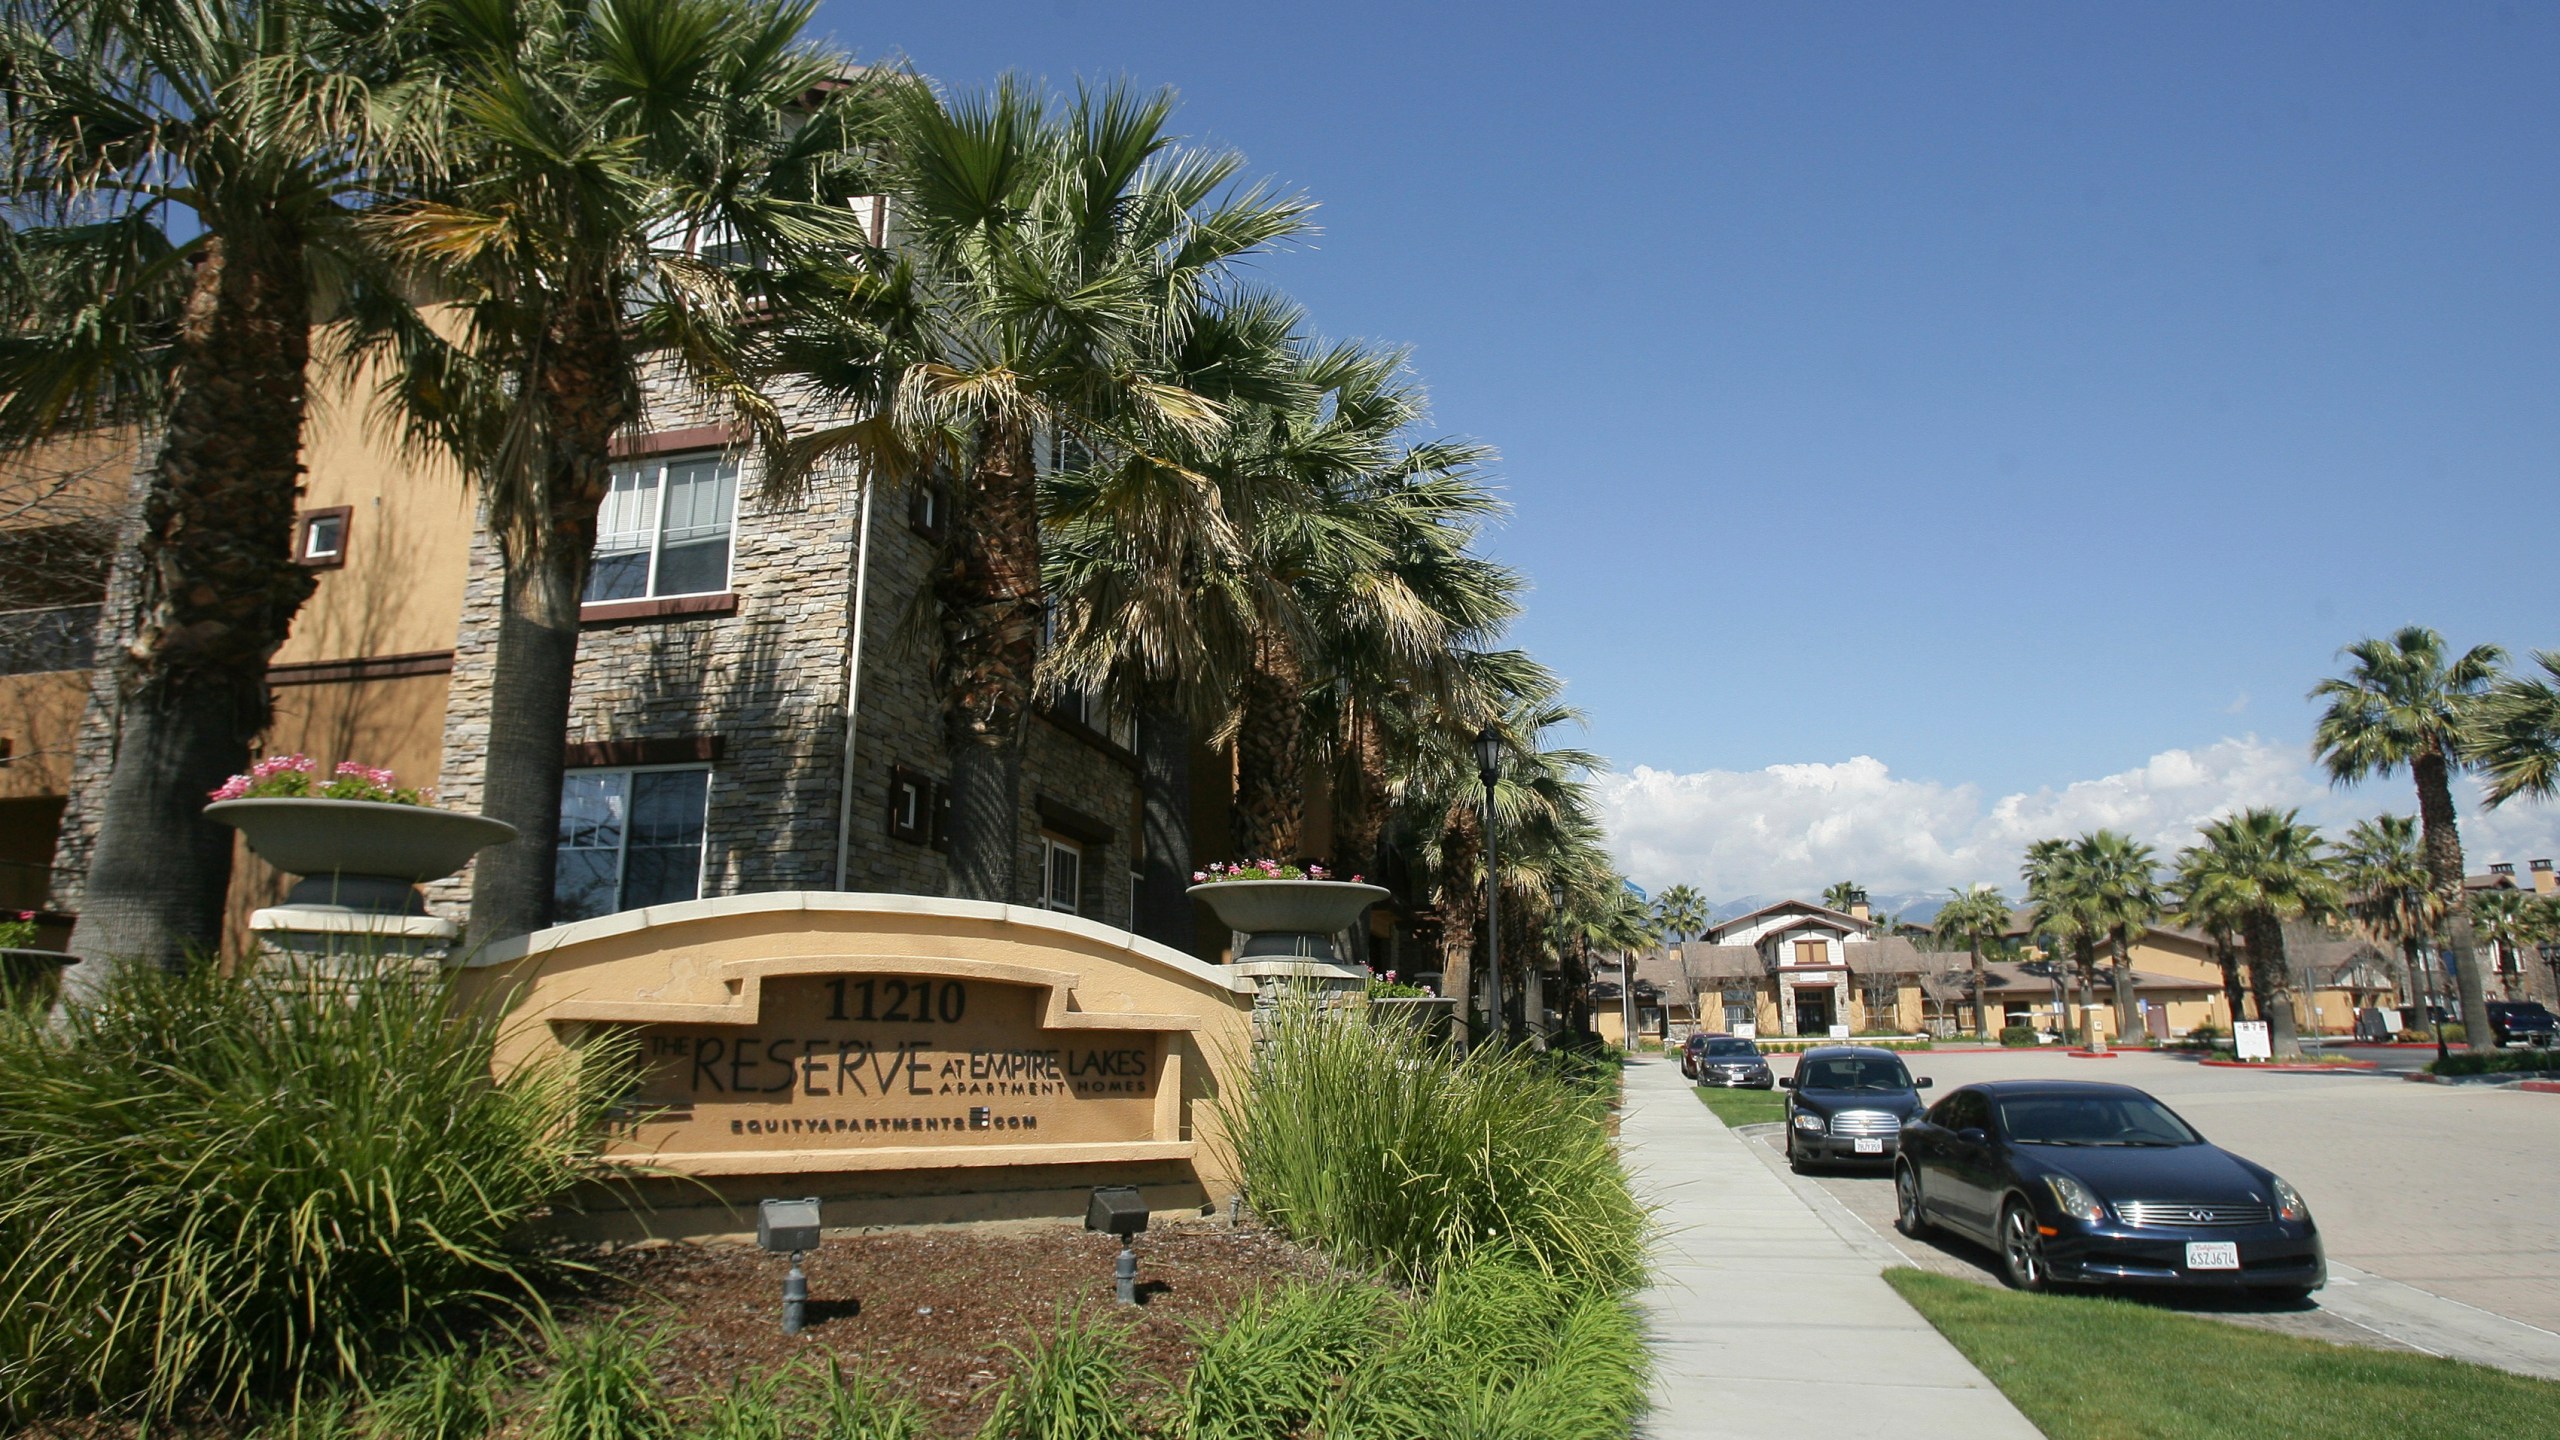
1690;1084;1785;1126
1885;1268;2560;1440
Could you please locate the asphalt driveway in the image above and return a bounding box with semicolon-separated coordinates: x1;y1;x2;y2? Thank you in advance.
1742;1046;2560;1367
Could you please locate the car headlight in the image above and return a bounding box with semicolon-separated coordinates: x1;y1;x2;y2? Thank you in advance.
1793;1112;1826;1133
2270;1174;2310;1222
2043;1172;2105;1223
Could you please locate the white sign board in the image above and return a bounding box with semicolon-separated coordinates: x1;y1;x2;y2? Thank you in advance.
2233;1020;2273;1062
1732;1022;1755;1039
1828;1023;1850;1039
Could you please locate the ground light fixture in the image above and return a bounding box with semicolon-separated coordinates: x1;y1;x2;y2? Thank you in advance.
1473;724;1507;1046
1086;1185;1149;1304
757;1196;822;1334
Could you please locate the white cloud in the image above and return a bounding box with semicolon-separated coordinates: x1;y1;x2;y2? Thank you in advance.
1596;737;2560;901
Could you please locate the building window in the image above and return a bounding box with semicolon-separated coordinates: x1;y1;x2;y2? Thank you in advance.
1040;835;1082;915
586;454;738;603
554;766;711;922
908;476;947;540
887;764;948;850
295;507;351;569
1792;938;1826;966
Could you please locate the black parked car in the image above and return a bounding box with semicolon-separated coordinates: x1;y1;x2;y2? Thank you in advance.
1895;1080;2325;1301
2486;1001;2558;1048
1779;1046;1931;1170
1685;1033;1774;1087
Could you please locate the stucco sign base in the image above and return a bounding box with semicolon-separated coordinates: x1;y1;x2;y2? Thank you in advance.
456;892;1260;1238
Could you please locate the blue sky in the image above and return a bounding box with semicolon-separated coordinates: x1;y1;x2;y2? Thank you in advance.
828;2;2560;895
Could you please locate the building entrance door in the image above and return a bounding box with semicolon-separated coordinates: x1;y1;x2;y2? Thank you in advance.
1795;987;1835;1036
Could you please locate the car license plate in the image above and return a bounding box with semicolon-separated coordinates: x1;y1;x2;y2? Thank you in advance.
1853;1138;1883;1154
2186;1242;2240;1271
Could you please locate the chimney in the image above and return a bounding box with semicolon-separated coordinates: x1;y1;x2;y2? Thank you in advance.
2492;862;2516;881
1848;887;1871;923
2535;859;2555;895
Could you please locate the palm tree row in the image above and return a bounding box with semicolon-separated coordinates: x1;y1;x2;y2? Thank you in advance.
6;0;1640;994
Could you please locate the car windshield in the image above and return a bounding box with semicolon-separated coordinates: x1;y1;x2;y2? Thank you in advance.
1704;1040;1759;1058
1996;1094;2201;1147
1797;1057;1912;1091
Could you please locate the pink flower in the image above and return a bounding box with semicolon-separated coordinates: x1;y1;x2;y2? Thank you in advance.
1192;870;1207;882
1351;874;1364;883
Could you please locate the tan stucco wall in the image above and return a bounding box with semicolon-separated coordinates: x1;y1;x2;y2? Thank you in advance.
452;891;1259;1241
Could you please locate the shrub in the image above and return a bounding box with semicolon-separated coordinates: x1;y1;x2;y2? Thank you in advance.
976;1306;1145;1440
811;1360;925;1440
1226;999;1647;1292
1998;1025;2040;1047
365;1347;513;1440
2428;1048;2559;1077
538;1318;670;1440
0;957;626;1419
1181;1281;1384;1440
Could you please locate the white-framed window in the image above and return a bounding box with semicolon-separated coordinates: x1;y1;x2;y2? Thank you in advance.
586;453;739;602
1040;835;1082;915
295;507;351;569
555;766;712;922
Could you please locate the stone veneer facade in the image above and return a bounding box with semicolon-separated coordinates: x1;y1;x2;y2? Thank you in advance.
424;367;1144;930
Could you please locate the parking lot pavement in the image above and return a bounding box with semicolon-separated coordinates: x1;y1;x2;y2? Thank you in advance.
1747;1046;2560;1377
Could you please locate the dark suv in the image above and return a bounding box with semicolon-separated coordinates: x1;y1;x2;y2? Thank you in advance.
1781;1046;1932;1171
2487;1001;2558;1048
1685;1033;1773;1088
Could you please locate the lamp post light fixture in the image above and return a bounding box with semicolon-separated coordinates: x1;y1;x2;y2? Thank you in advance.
756;1196;823;1335
1472;725;1507;1047
1086;1185;1150;1304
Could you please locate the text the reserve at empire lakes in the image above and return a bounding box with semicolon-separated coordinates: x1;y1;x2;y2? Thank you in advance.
612;973;1172;1154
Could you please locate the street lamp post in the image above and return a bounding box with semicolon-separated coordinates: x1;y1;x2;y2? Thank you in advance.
1472;725;1507;1047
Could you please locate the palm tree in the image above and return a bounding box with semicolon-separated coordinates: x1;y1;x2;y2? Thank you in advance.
2310;626;2505;1053
1822;880;1862;914
2169;844;2253;1031
2470;888;2539;1002
1036;293;1307;949
1;0;423;970
2335;814;2440;1015
780;77;1311;906
2076;830;2162;1039
371;0;868;944
2471;650;2560;807
1653;884;1710;945
2179;809;2343;1060
1933;884;2011;1035
2022;838;2103;1047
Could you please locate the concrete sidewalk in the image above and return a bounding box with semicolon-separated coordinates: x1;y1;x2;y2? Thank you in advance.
1623;1057;2043;1439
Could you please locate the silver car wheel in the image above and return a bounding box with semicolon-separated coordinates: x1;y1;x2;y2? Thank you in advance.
2001;1201;2047;1292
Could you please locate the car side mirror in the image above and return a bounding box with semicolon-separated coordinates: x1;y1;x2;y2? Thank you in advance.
1916;1077;1934;1089
1956;1127;1987;1146
1778;1076;1795;1089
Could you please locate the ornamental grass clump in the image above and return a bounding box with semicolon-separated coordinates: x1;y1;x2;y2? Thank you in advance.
0;958;626;1420
1226;998;1646;1293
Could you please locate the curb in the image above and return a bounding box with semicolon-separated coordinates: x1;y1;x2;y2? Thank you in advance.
2197;1058;2380;1073
2522;1081;2560;1095
2065;1050;2120;1059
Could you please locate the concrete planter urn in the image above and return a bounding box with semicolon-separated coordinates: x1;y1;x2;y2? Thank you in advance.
207;798;516;960
1186;878;1388;963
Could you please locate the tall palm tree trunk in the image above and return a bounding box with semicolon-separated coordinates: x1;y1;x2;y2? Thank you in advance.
2212;933;2249;1027
1334;700;1387;876
2413;752;2494;1053
2073;937;2099;1046
1436;813;1481;1050
1231;630;1304;860
2246;911;2304;1059
1132;682;1195;952
70;232;315;977
1968;942;1986;1034
2110;928;2140;1039
937;423;1042;903
464;314;625;946
2397;936;2424;1016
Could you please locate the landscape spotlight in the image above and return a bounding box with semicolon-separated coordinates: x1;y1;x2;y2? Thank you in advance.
757;1196;823;1334
1085;1185;1149;1305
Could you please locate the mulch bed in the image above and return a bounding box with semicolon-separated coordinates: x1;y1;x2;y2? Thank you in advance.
560;1219;1345;1435
10;1221;1348;1440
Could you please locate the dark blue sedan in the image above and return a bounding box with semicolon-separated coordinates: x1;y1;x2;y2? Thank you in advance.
1894;1080;2325;1302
